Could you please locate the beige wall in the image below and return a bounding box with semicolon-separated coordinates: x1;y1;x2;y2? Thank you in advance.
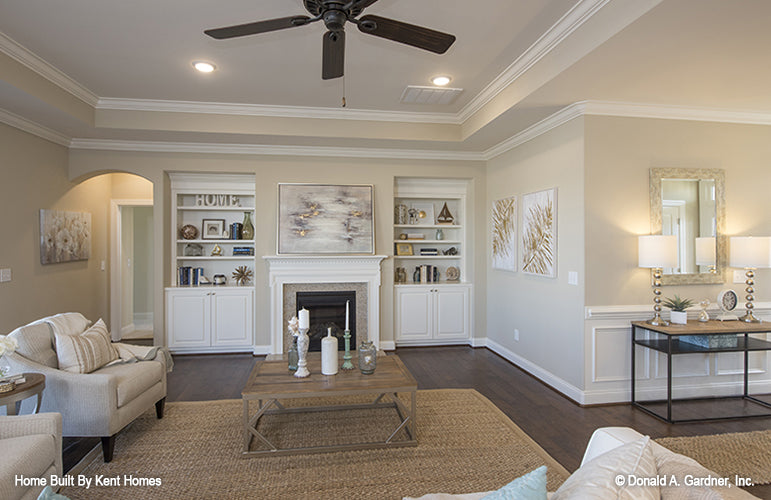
68;150;487;349
585;115;771;307
0;123;109;333
486;118;585;389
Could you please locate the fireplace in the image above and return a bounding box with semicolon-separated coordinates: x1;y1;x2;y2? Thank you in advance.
296;291;356;352
264;255;386;355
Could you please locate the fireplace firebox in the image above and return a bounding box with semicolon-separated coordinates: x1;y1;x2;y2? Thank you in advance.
296;291;356;352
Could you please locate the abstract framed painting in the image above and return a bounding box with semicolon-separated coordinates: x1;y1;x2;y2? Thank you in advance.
491;196;517;272
521;188;557;278
40;209;91;264
277;184;374;254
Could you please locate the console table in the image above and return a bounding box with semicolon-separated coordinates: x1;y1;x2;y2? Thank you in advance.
631;320;771;423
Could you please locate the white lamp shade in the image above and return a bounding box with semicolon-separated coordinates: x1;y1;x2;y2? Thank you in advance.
638;235;678;268
730;236;771;268
695;237;716;266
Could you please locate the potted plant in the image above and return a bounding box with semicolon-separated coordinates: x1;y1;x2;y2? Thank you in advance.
663;295;694;325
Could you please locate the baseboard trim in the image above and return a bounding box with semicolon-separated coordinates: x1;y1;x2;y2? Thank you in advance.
486;338;585;404
380;340;396;351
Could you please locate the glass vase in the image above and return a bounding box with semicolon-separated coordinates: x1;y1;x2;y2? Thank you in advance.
0;354;11;378
242;212;254;240
358;341;376;375
287;337;298;372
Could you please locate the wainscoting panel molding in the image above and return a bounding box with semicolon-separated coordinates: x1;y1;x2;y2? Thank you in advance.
582;303;771;405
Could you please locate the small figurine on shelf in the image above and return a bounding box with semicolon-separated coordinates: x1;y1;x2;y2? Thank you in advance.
232;266;253;285
211;244;223;256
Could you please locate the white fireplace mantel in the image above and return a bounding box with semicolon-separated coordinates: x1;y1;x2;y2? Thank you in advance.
264;255;387;354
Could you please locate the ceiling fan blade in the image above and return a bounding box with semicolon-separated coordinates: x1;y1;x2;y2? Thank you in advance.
205;15;311;39
322;30;345;80
347;0;380;9
357;15;455;54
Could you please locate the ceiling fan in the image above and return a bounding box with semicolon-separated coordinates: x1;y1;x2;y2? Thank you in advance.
204;0;456;80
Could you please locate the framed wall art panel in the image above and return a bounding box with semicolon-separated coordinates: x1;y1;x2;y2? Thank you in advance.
521;188;557;278
278;184;374;254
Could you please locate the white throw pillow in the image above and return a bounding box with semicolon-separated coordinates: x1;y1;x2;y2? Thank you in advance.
551;436;659;500
55;318;118;373
45;312;92;337
654;445;759;500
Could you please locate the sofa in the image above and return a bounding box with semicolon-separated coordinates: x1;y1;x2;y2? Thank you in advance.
406;426;760;499
0;413;62;500
4;313;168;462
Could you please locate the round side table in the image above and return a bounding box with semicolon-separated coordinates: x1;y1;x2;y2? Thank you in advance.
0;372;45;415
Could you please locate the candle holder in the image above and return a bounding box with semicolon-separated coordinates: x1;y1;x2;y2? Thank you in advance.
294;327;310;378
341;329;354;370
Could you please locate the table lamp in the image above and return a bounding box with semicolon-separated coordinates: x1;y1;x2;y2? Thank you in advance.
639;235;678;325
729;236;771;323
695;236;717;274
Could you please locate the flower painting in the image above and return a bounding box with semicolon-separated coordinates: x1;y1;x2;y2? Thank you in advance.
521;188;557;278
40;209;91;264
492;196;517;272
278;184;374;254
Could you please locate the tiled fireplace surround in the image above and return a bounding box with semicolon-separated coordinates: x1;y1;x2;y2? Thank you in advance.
264;255;386;355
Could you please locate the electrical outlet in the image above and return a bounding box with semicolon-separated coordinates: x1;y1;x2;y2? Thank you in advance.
734;270;745;284
100;260;106;271
0;268;11;282
568;271;578;286
514;328;520;341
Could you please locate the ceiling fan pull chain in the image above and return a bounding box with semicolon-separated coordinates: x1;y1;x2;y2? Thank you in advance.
342;74;347;108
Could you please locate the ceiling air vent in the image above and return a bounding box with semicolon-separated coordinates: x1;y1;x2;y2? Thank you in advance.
400;86;463;105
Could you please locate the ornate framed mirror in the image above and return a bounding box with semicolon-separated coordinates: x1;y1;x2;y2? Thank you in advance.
650;168;726;285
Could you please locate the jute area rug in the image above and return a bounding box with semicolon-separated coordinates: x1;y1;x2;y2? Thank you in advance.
61;389;569;499
655;430;771;485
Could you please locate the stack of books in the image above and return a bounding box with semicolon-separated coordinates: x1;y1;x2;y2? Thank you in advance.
233;247;255;256
406;233;425;240
419;248;438;256
177;267;204;286
414;265;439;283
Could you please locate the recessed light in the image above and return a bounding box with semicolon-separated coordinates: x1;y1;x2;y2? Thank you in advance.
193;61;216;73
431;75;451;86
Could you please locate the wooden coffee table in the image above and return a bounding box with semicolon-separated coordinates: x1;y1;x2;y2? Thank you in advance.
242;353;417;457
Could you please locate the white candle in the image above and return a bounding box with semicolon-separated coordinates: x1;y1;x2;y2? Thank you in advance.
321;327;338;375
345;300;350;331
299;308;309;330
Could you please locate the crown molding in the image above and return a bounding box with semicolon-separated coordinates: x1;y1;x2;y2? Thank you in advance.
96;98;461;124
0;108;70;146
68;138;486;161
583;100;771;126
457;0;612;123
0;31;98;107
482;102;586;160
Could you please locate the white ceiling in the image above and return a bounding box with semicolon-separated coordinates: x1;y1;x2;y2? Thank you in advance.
1;0;771;155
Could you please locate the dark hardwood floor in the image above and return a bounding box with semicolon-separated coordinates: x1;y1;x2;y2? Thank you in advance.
64;346;770;497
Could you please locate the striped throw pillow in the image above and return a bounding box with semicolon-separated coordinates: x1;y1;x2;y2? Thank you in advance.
55;318;118;373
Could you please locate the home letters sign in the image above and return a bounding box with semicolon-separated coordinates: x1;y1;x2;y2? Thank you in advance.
195;194;240;207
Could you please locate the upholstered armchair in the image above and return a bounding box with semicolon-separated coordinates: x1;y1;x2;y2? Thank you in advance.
4;313;168;462
0;412;62;500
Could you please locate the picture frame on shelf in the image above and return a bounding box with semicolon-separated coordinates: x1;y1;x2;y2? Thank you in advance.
395;243;414;256
277;183;374;254
202;219;226;239
410;202;435;225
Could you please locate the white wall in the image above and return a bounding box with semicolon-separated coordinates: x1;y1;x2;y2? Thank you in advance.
68;150;487;351
582;115;771;404
486;117;586;398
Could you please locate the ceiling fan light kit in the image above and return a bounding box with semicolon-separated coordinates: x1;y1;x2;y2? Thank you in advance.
204;0;456;80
